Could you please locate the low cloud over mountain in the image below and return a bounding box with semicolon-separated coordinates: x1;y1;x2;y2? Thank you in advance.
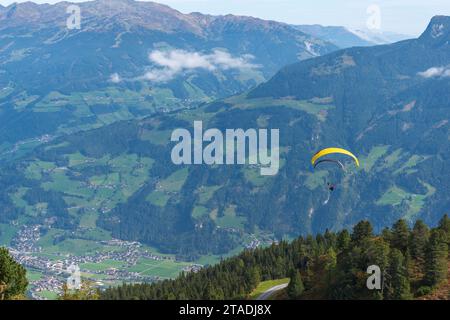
418;65;450;78
141;49;259;82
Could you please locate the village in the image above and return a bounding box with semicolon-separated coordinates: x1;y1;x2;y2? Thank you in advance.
7;224;204;299
5;213;273;300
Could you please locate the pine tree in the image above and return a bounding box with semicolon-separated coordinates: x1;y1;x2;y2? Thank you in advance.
287;269;304;299
363;237;390;271
205;283;224;300
381;227;392;243
391;219;410;254
424;229;448;287
351;220;373;245
0;247;28;300
324;229;337;249
410;220;429;269
322;247;337;297
247;266;261;289
336;229;350;251
324;247;337;271
438;214;450;231
385;249;412;300
438;214;450;244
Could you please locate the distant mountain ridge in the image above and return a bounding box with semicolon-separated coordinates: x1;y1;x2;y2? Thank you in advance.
0;0;202;32
346;28;412;45
0;0;337;147
293;24;411;49
293;25;375;48
0;1;412;46
0;0;333;39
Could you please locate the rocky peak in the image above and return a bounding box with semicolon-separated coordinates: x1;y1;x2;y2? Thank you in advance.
419;15;450;43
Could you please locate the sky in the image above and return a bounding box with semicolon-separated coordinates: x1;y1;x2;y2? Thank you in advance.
1;0;450;36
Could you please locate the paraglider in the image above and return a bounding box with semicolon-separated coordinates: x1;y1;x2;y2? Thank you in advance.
311;147;359;192
311;148;360;167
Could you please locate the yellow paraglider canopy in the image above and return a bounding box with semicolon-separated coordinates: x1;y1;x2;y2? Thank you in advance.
311;147;360;167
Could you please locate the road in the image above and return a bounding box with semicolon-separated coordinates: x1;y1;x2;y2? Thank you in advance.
256;283;289;300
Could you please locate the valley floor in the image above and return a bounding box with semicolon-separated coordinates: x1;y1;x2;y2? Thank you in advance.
1;222;273;299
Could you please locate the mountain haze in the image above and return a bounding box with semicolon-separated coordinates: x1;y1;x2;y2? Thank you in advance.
293;25;411;48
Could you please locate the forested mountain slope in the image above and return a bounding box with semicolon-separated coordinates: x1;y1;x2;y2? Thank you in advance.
0;16;449;259
101;216;450;300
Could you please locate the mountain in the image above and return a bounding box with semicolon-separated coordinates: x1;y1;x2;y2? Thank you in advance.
0;0;337;150
293;25;375;48
346;28;412;45
294;25;412;48
1;15;449;260
250;15;450;128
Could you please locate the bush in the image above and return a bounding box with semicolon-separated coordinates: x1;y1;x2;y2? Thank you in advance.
416;286;432;297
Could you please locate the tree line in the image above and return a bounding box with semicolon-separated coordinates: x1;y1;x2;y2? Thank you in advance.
101;215;449;300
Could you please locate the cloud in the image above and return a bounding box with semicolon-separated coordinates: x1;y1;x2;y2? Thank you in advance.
110;73;121;83
141;49;259;82
418;66;450;78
